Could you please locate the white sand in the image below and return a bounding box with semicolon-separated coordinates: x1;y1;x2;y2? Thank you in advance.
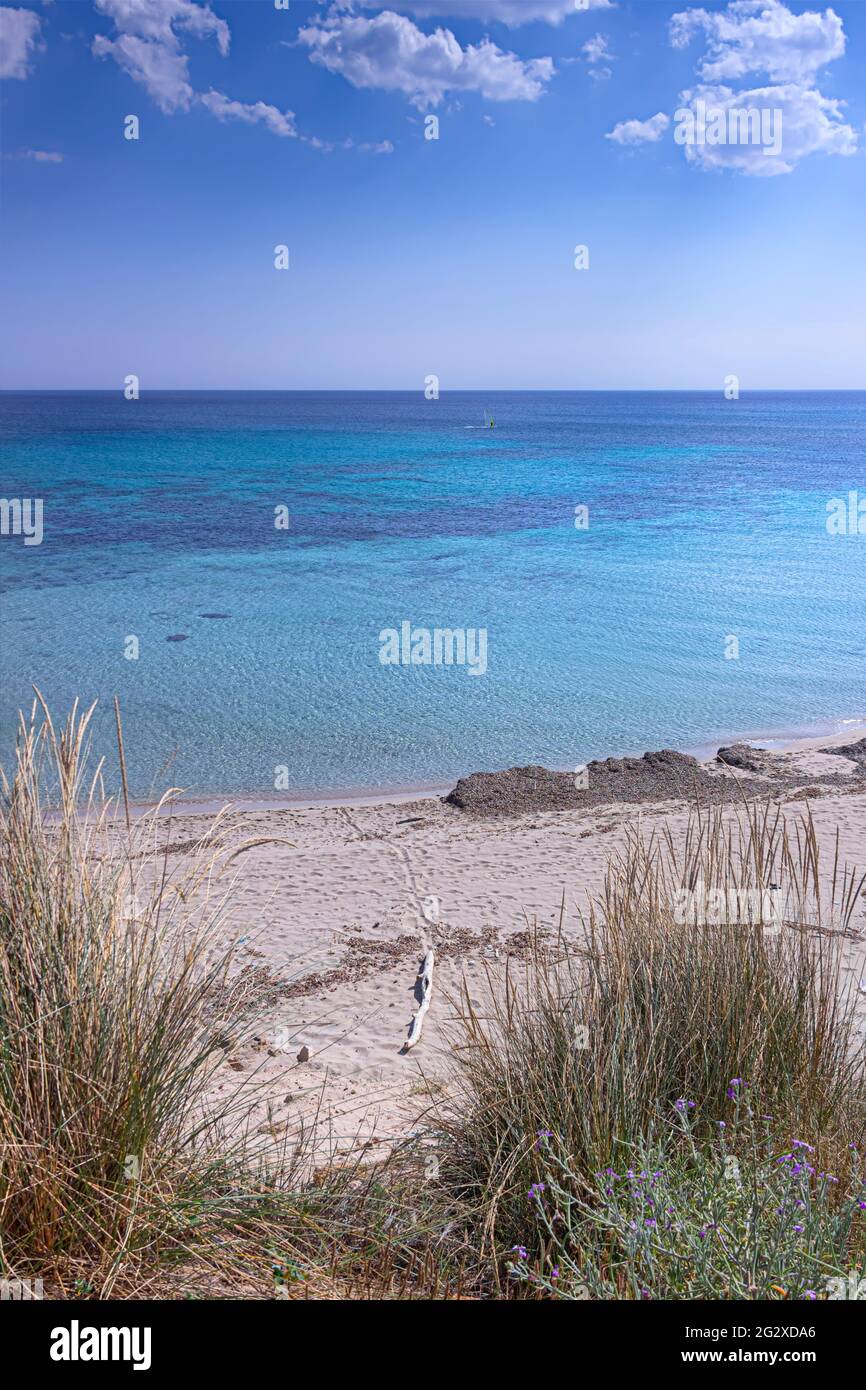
150;734;866;1155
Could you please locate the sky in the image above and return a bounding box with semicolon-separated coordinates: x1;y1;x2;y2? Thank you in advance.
0;0;864;389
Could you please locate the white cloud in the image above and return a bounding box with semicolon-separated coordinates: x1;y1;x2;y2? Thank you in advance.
674;82;857;175
0;5;42;79
92;0;229;112
25;148;64;162
606;111;669;144
665;2;856;174
605;1;855;175
93;32;194;111
357;0;613;26
269;130;395;155
582;30;612;78
669;0;845;84
89;2;393;152
199;88;297;137
298;9;554;108
583;33;609;62
93;0;229;55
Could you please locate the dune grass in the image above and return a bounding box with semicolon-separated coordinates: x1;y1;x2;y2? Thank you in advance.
0;696;259;1289
0;698;466;1298
3;701;865;1299
439;805;866;1290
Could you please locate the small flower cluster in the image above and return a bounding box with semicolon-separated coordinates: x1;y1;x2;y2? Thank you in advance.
504;1088;866;1300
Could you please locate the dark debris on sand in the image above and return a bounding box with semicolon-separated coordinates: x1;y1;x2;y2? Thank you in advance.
819;737;866;769
446;751;725;816
444;745;866;818
716;742;775;773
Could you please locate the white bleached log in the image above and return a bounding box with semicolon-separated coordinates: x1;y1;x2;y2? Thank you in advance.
406;949;435;1049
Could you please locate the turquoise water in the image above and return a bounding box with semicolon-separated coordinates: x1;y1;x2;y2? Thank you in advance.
1;390;864;799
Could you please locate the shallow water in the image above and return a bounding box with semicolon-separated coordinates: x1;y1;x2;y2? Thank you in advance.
1;390;864;798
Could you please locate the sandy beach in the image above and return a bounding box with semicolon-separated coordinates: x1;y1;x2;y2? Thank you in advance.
144;729;866;1157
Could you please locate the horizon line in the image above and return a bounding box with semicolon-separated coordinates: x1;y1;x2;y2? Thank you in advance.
2;387;865;395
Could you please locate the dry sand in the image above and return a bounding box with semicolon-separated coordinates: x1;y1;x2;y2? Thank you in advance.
147;730;866;1157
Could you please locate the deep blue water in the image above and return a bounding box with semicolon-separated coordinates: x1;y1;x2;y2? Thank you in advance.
1;390;864;799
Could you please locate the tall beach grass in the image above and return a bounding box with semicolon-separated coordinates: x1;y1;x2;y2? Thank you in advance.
0;698;461;1298
3;700;865;1299
441;805;866;1288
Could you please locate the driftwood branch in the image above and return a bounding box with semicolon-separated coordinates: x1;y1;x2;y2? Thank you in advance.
406;949;435;1050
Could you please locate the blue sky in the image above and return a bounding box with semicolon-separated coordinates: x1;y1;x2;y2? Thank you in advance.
1;0;864;388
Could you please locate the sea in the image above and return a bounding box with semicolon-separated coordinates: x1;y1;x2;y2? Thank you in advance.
1;390;864;801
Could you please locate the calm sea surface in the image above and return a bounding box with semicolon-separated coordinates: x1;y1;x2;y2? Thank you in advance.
1;390;864;799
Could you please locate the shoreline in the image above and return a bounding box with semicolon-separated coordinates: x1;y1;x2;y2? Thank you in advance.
114;715;866;1170
131;716;866;818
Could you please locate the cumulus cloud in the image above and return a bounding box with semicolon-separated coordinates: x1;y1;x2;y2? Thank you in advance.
674;82;857;175
92;0;229;112
199;88;297;137
356;0;612;24
89;0;391;152
0;5;43;79
606;111;669;144
298;8;555;108
583;33;611;64
604;1;855;175
582;31;612;78
665;1;855;173
93;0;229;55
93;31;195;111
669;0;845;84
